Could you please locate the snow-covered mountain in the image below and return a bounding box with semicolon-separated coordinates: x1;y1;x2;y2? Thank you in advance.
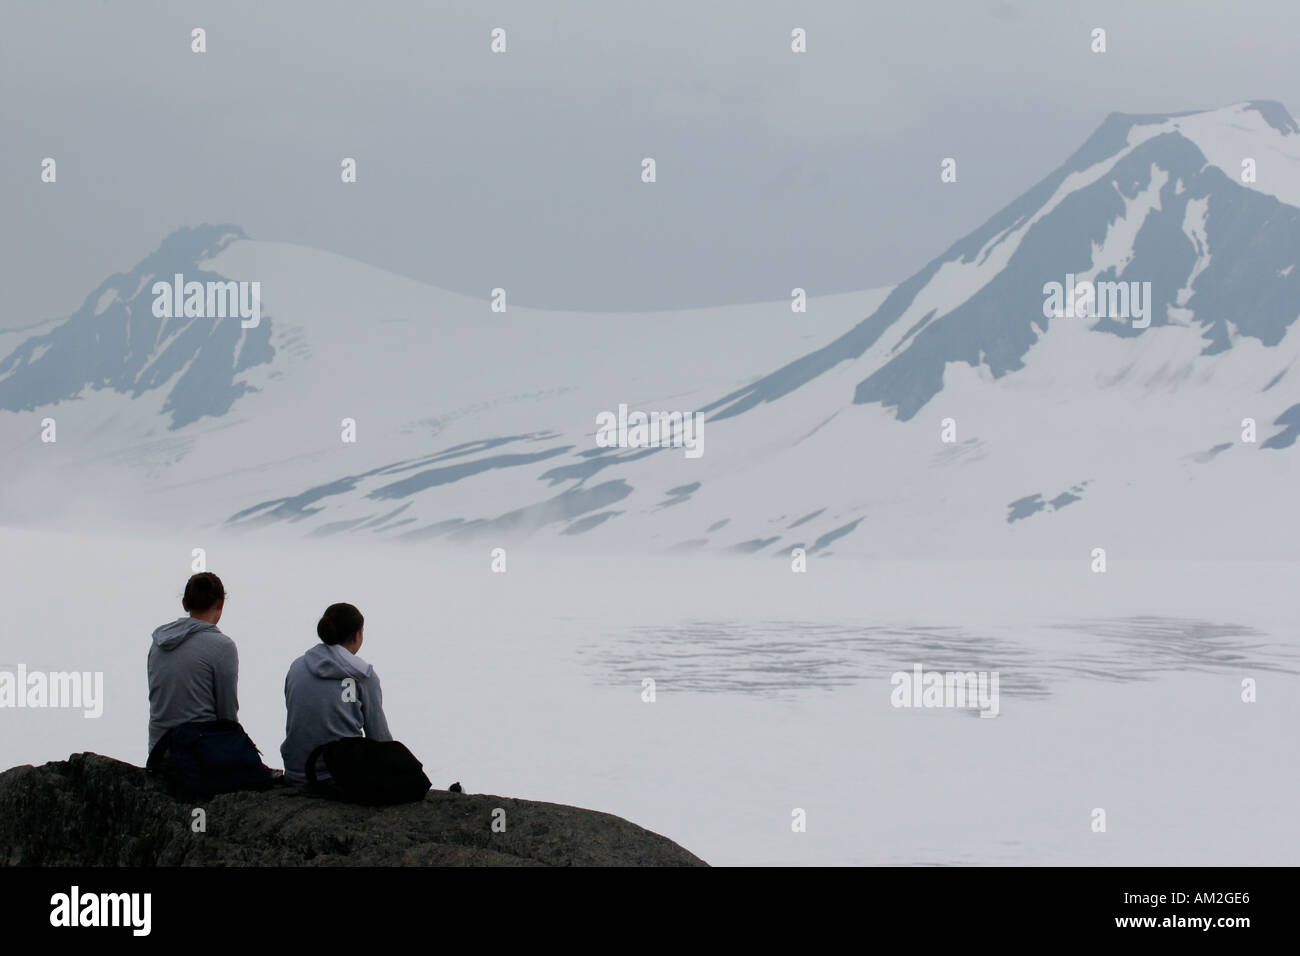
2;101;1298;559
0;227;273;430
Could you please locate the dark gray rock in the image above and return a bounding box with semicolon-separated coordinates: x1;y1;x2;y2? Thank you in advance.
0;753;706;867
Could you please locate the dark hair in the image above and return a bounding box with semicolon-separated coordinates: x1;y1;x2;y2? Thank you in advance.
318;603;364;646
182;572;225;613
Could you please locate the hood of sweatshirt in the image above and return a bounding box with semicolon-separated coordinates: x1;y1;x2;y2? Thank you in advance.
303;643;373;681
152;616;219;650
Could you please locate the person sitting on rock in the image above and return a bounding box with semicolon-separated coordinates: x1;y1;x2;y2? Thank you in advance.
147;572;239;755
280;602;393;787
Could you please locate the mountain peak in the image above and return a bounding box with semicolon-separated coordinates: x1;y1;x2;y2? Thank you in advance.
1073;101;1297;173
705;99;1300;426
146;223;248;265
0;222;270;429
1097;100;1296;132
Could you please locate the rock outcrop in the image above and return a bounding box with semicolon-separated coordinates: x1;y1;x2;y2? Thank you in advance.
0;753;706;867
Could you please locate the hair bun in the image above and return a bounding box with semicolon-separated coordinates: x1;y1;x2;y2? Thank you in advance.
317;603;364;646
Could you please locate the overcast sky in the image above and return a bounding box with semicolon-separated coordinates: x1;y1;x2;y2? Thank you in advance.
3;0;1299;329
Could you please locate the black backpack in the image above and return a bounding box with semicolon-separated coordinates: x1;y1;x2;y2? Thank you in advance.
304;737;431;806
146;719;276;800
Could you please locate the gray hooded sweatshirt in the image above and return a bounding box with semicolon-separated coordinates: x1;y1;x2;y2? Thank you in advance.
147;617;239;754
280;643;393;784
